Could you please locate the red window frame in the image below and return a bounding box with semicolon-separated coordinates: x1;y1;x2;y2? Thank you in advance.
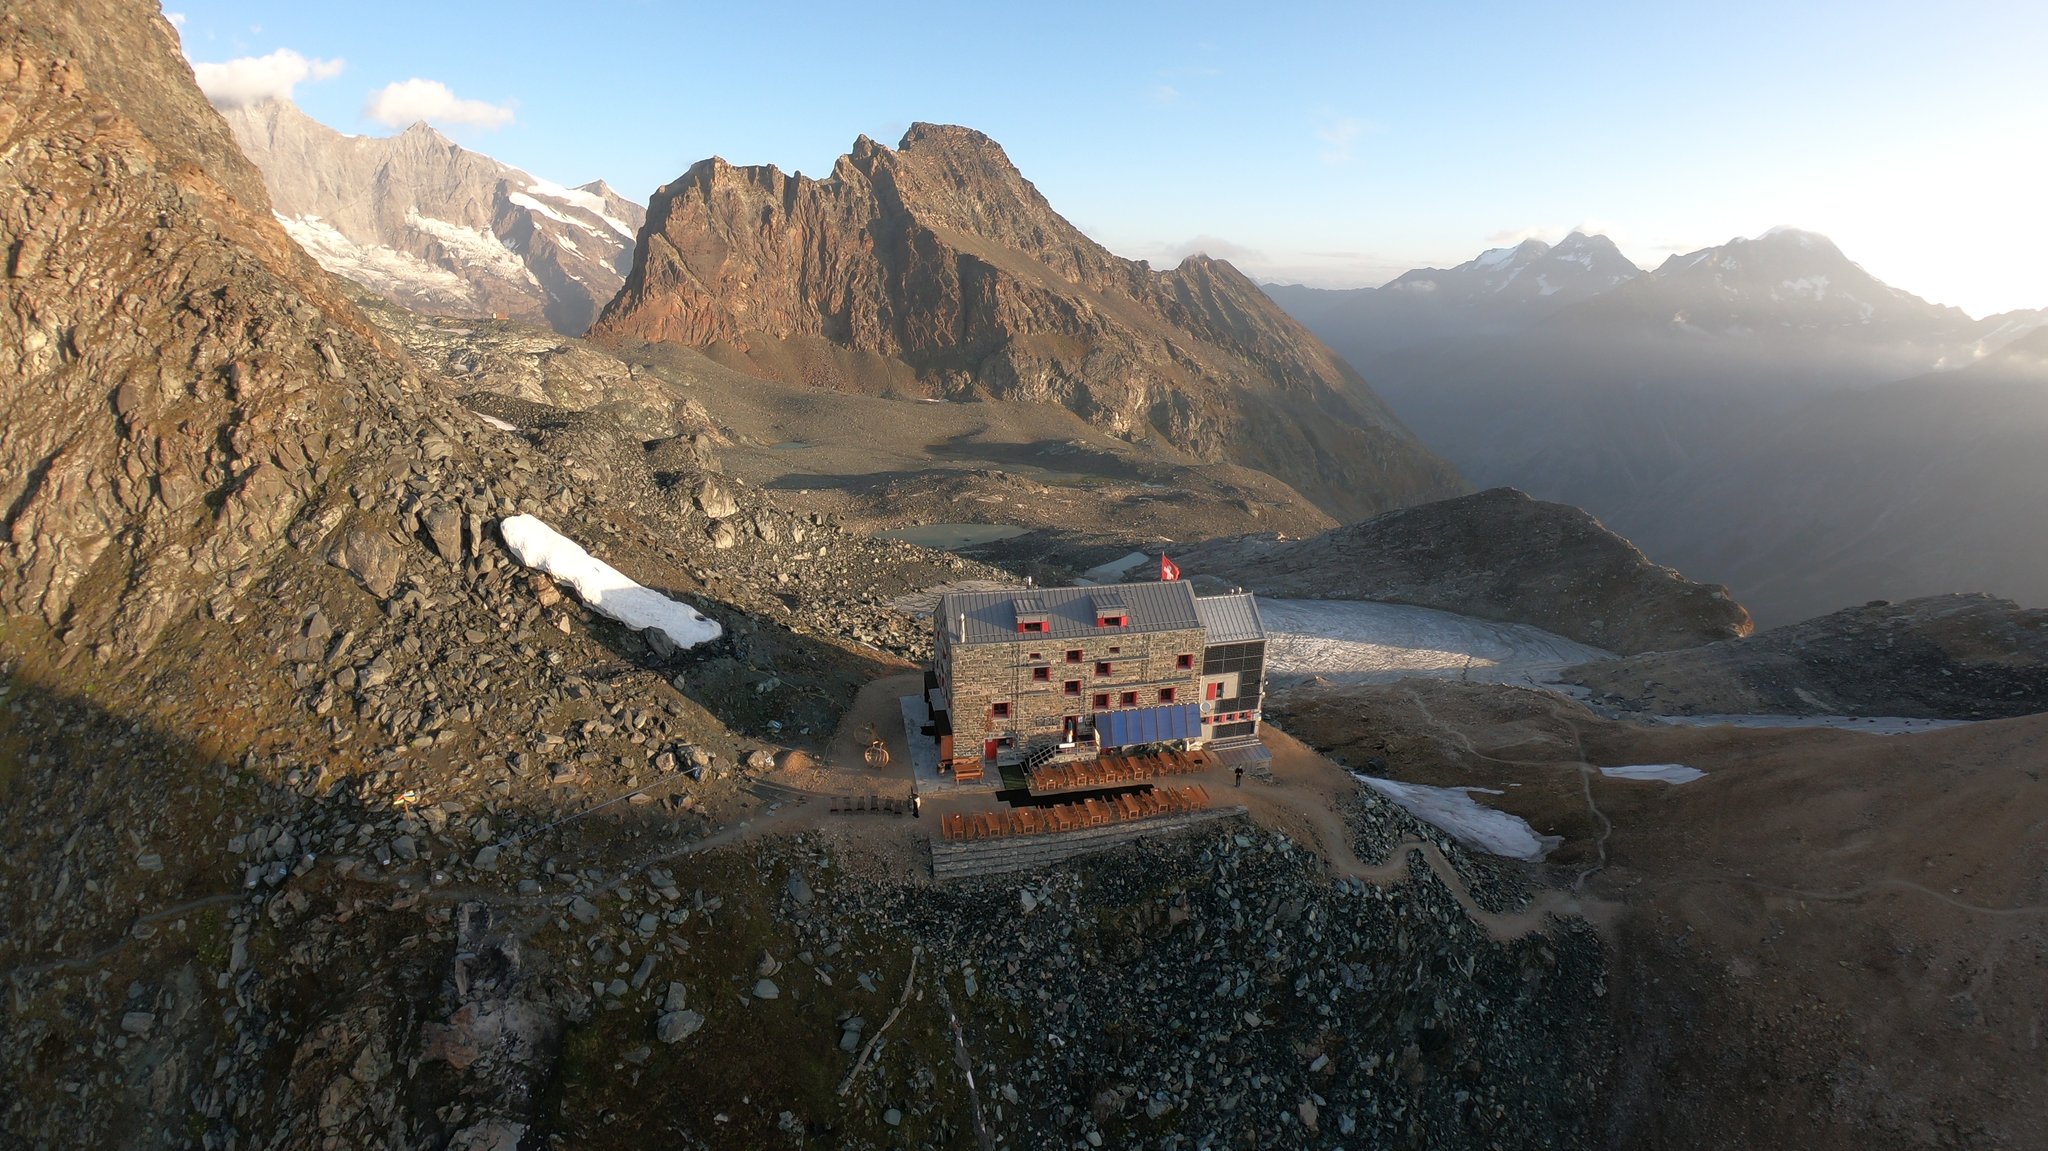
1177;653;1194;670
1064;680;1082;696
1017;619;1046;633
1206;681;1224;701
1120;691;1138;707
991;701;1011;718
1092;693;1110;708
1096;614;1127;628
1031;667;1051;682
1158;687;1176;703
1065;649;1084;663
1094;661;1112;676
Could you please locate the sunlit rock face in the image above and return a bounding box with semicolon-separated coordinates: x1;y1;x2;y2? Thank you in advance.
590;123;1465;522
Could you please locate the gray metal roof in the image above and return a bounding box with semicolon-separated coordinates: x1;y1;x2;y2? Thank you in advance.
939;580;1203;645
1195;592;1266;645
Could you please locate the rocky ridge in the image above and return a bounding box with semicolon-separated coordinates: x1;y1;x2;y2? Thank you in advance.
1564;593;2048;720
221;97;643;335
1177;488;1753;655
589;123;1464;522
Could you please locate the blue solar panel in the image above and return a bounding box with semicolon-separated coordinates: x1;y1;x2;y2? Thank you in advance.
1099;703;1201;748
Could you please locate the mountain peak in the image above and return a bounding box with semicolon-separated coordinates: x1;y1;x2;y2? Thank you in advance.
592;125;1463;520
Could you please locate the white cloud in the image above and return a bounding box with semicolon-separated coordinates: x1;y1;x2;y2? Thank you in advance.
165;11;187;27
1314;113;1375;165
192;49;344;108
1159;234;1265;265
1146;83;1182;106
364;79;515;131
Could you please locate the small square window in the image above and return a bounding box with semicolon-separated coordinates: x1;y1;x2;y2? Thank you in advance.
1064;680;1082;695
1027;652;1041;661
1092;693;1110;708
1094;661;1112;676
1177;653;1194;670
991;701;1011;718
1109;646;1122;654
1158;687;1176;703
1031;667;1051;682
1120;691;1138;707
1065;649;1083;663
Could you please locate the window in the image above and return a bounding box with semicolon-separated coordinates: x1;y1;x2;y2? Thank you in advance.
1120;691;1138;707
1065;649;1083;663
1109;646;1122;654
1027;652;1041;661
1018;619;1046;633
1094;661;1112;676
991;701;1010;718
1092;693;1110;708
1207;681;1223;701
1177;653;1194;670
1064;680;1082;696
1031;667;1051;682
1096;613;1127;628
1158;687;1177;703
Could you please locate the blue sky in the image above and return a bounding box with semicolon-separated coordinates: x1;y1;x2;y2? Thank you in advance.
171;1;2046;316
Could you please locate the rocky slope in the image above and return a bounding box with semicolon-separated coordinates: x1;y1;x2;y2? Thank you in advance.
0;8;1614;1150
1271;678;2048;1150
221;98;643;335
1177;488;1753;655
1564;593;2048;719
588;124;1464;522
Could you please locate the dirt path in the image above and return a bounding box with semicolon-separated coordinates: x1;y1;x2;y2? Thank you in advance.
1245;727;1594;942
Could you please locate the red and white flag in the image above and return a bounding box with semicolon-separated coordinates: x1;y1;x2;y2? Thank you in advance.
1160;554;1181;581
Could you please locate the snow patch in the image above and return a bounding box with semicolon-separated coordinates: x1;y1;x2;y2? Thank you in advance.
1599;764;1705;784
526;179;638;241
474;412;520;432
403;208;534;284
1354;774;1560;861
277;213;479;306
498;515;722;650
1474;246;1518;269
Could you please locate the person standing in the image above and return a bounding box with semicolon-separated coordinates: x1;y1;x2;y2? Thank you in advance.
1233;765;1244;788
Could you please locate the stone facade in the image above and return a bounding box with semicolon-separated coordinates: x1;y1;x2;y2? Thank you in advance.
938;621;1207;770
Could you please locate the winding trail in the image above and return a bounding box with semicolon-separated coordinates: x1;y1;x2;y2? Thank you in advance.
1247;727;1592;943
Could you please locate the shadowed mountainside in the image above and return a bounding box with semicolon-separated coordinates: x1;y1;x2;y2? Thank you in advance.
1178;488;1753;655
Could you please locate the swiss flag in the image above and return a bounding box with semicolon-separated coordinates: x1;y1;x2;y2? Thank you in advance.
1160;554;1181;581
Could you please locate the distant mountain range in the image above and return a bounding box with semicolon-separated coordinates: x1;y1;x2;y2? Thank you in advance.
1269;230;2048;623
221;99;643;334
589;123;1465;521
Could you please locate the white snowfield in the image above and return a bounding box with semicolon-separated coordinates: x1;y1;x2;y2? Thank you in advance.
1259;598;1612;688
1599;764;1706;784
1352;774;1561;861
499;515;721;651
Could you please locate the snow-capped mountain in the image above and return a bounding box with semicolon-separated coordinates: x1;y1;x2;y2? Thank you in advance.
1382;230;1641;308
1268;229;2048;624
1262;231;1641;358
220;99;643;334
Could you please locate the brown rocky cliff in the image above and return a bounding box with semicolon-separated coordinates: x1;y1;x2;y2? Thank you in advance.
0;2;408;659
589;123;1463;519
1178;488;1755;655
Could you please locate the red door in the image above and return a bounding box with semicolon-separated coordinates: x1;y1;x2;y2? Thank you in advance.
984;739;999;761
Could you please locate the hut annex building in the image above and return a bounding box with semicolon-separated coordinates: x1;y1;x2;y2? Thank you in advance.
929;580;1267;779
